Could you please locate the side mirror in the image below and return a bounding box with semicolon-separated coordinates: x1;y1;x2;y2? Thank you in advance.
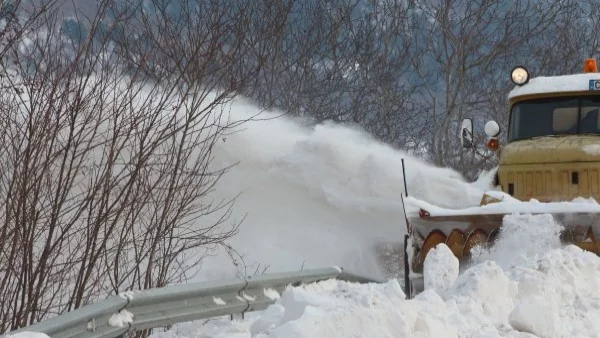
460;118;473;148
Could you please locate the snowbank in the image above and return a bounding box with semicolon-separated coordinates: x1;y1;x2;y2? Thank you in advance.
4;333;50;338
150;215;600;338
423;243;459;294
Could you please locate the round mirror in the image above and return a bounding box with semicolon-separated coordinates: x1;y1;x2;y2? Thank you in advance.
485;121;500;137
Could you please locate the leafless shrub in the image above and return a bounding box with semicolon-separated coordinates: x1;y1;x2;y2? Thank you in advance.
0;0;265;332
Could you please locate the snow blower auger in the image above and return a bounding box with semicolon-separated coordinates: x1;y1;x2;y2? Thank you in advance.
403;59;600;298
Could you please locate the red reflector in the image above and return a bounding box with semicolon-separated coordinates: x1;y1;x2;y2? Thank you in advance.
487;138;499;151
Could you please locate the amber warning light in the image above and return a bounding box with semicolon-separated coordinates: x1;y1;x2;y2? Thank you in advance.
585;58;598;73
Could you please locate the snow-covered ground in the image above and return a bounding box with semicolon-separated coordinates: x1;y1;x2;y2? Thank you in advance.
10;95;600;338
142;199;600;337
146;237;600;338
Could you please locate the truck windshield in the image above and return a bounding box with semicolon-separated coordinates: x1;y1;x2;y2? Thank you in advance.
508;96;600;142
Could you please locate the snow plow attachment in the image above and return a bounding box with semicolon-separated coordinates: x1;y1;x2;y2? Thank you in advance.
409;209;600;272
404;196;600;297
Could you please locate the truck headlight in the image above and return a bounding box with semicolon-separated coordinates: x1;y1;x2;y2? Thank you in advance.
511;66;529;86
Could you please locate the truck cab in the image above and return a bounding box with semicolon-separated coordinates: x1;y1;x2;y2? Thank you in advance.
405;61;600;298
478;61;600;202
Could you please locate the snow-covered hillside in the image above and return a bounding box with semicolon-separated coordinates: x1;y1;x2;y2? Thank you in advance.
10;95;600;338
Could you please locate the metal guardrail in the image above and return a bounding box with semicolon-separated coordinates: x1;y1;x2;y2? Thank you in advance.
8;266;383;338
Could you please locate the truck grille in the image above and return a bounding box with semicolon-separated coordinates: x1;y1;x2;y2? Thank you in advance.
500;166;600;202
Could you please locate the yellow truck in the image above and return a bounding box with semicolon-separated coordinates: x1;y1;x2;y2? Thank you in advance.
404;59;600;297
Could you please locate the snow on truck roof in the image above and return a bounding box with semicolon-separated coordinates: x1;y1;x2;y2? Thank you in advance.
508;72;600;100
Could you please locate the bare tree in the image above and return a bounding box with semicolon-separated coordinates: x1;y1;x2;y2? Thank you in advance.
341;0;426;150
523;0;600;76
409;0;577;178
241;0;423;152
0;0;265;332
5;0;600;333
